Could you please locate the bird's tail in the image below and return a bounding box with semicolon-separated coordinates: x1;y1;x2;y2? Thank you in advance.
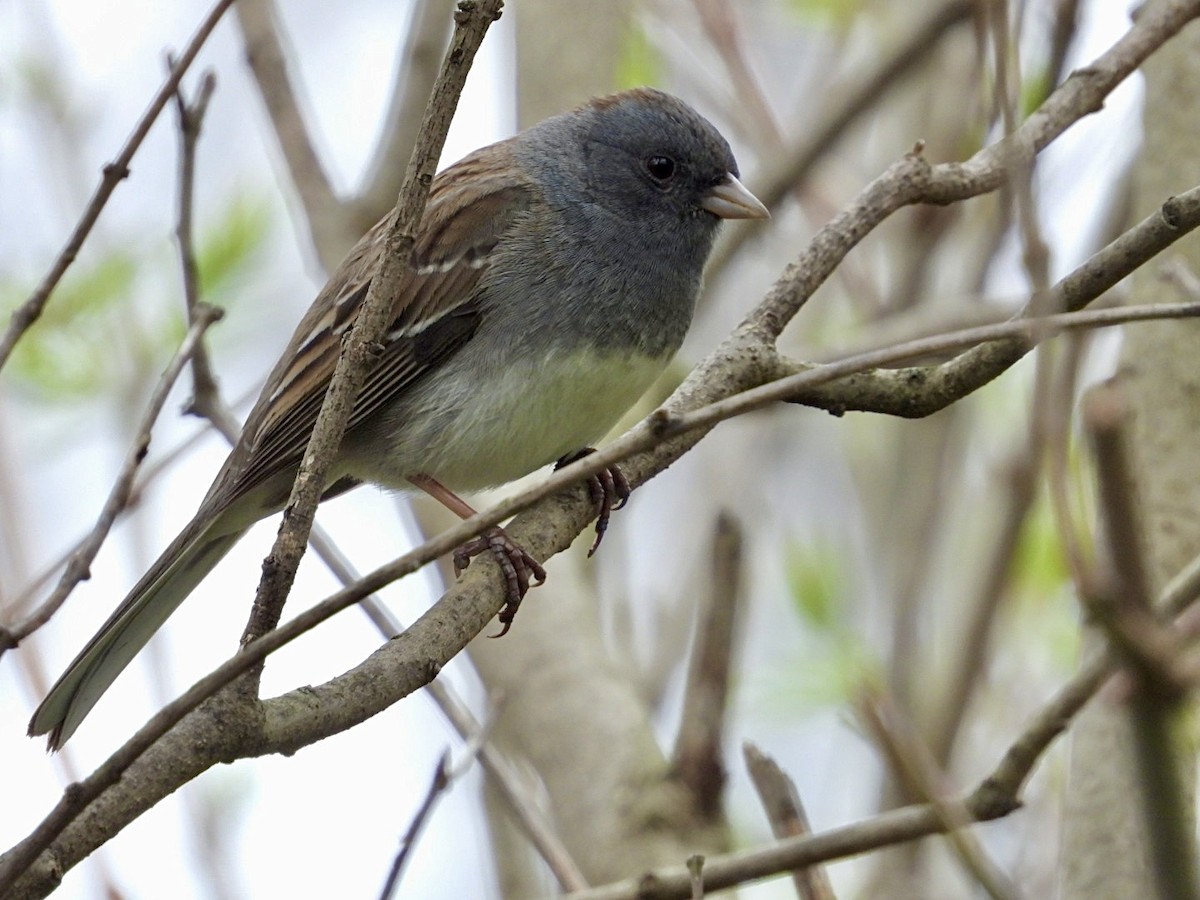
28;515;247;750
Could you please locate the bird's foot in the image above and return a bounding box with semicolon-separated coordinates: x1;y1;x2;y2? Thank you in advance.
454;527;546;637
556;449;632;556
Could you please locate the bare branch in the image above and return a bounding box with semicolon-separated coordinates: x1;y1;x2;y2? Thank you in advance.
356;0;452;225
238;0;504;664
673;513;744;817
0;0;237;373
706;0;976;278
858;691;1018;900
743;743;837;900
310;537;590;893
168;66;226;432
0;2;504;889
0;304;223;655
234;0;356;268
377;738;485;900
1084;384;1200;900
553;563;1200;900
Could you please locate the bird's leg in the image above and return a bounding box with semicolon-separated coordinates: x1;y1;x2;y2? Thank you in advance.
407;474;545;637
555;448;631;556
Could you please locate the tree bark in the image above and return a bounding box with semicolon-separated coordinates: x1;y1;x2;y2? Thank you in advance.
1060;13;1200;900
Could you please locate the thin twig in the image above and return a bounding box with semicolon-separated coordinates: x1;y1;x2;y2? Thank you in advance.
7;9;1200;890
657;298;1200;441
691;0;781;146
0;0;237;373
858;690;1020;900
686;855;705;900
310;536;590;892
553;566;1200;900
928;451;1037;765
356;0;452;227
0;2;504;887
705;0;976;279
0;304;223;655
238;0;504;662
743;743;837;900
169;64;225;421
6;290;1188;893
377;733;488;900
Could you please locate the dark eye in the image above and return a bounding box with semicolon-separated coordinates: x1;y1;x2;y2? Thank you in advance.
644;155;676;184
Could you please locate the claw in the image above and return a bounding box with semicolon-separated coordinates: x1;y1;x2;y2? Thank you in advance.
453;526;546;637
557;449;632;556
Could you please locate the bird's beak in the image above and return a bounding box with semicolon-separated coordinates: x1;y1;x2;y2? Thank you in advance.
700;173;770;220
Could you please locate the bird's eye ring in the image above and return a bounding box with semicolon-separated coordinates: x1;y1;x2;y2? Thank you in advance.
644;155;676;184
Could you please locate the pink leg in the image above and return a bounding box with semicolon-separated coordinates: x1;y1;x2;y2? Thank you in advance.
408;474;546;636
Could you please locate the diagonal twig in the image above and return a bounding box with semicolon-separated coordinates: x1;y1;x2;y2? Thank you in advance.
237;0;504;670
743;742;837;900
169;63;224;421
0;2;504;890
0;303;223;656
0;0;237;374
234;0;354;268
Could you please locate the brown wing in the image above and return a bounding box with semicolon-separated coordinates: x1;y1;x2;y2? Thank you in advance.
210;140;536;510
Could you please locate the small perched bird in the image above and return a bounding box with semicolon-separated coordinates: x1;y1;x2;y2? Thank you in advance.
29;87;768;749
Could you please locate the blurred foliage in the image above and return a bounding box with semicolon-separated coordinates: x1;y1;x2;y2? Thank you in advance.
2;191;270;403
1021;67;1053;119
614;21;661;91
2;250;149;401
1012;489;1070;599
783;0;866;27
785;535;847;631
766;536;882;710
195;193;271;303
1009;478;1085;671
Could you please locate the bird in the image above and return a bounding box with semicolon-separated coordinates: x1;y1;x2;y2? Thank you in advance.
29;86;768;749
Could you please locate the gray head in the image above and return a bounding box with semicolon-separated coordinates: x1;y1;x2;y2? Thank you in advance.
516;88;766;264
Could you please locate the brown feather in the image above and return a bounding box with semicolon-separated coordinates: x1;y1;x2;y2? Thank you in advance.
212;140;536;510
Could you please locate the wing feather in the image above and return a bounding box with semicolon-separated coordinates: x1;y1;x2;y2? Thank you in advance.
212;140;535;508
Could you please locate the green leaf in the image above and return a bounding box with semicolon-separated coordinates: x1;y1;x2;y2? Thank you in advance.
1011;491;1070;597
756;636;881;713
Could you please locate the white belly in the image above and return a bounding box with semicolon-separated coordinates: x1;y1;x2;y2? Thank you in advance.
346;348;667;492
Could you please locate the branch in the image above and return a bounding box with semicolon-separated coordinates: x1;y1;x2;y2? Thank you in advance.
355;0;452;225
743;743;837;900
237;0;504;663
672;513;744;818
1084;385;1200;900
234;0;355;267
0;0;237;374
706;0;976;279
7;293;1193;897
8;8;1200;890
0;303;223;656
170;65;225;423
744;0;1200;340
0;1;504;891
553;559;1200;900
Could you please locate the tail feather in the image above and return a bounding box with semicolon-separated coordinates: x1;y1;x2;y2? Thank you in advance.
29;517;247;750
